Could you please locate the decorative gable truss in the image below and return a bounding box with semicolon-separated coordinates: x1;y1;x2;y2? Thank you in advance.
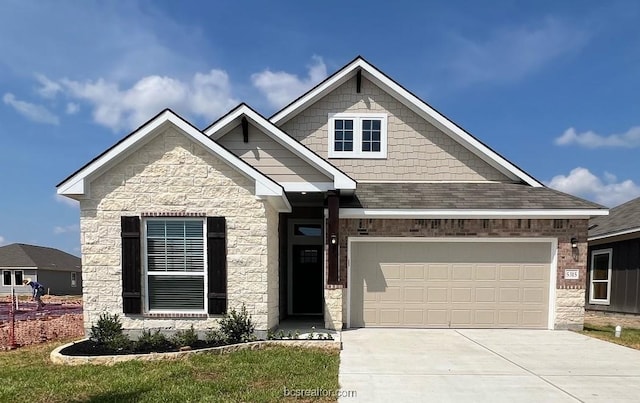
205;103;356;193
270;56;542;187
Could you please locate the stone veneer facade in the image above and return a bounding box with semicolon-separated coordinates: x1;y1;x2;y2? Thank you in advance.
79;127;279;334
324;218;589;330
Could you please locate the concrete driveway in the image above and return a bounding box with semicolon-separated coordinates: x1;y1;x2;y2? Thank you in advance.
339;329;640;402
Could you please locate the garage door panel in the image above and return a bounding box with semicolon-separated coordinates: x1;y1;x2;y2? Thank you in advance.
427;264;449;280
350;241;552;329
452;264;473;280
427;288;448;302
475;265;498;280
404;287;425;302
451;287;472;303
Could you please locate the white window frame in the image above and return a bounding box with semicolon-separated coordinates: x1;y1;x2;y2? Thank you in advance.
328;113;388;159
142;217;208;314
71;272;77;287
2;270;23;286
2;270;11;286
589;248;612;305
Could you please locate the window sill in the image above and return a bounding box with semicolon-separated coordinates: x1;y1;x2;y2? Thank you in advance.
588;300;610;306
142;313;211;319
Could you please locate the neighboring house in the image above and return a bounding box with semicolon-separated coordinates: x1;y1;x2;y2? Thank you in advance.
587;197;640;315
0;243;82;296
57;56;606;336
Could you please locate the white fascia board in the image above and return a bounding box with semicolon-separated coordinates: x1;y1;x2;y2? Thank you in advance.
270;60;359;125
270;57;541;187
339;208;609;219
206;105;356;191
358;63;541;187
588;227;640;242
57;110;285;199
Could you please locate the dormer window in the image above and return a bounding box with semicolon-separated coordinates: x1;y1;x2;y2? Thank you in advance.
328;113;387;158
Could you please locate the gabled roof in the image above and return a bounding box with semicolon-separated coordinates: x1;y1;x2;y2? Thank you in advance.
57;109;291;212
0;243;81;272
204;103;356;191
589;196;640;240
270;56;542;187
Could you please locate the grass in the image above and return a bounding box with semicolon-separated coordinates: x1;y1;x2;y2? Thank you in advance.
581;322;640;350
0;340;340;402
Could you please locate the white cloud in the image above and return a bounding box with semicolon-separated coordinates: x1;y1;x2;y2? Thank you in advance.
546;167;640;207
51;69;237;131
555;126;640;148
55;194;79;208
35;73;62;98
53;224;79;235
0;236;5;246
66;102;80;114
445;18;588;86
2;93;59;125
251;55;327;109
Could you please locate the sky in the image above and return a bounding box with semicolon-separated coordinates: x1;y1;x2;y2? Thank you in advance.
1;0;639;255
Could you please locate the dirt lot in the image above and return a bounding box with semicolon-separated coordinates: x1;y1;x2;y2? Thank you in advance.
0;295;84;349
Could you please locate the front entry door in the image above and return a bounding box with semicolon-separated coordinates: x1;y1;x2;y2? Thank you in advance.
291;244;323;314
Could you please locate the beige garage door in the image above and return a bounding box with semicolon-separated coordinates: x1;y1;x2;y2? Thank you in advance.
350;241;552;329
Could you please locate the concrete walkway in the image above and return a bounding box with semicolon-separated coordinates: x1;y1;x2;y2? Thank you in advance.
339;329;640;402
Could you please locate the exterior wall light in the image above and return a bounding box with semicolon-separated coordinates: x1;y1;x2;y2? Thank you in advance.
571;237;578;249
330;234;337;245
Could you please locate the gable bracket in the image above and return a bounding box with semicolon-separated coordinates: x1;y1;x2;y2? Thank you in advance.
241;117;249;143
356;69;362;93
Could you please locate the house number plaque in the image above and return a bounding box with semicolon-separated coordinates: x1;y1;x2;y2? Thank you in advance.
564;269;579;280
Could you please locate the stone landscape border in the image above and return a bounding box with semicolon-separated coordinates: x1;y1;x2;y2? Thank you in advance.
50;338;342;365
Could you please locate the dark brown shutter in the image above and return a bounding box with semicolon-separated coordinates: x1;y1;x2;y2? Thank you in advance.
207;217;227;314
121;216;142;314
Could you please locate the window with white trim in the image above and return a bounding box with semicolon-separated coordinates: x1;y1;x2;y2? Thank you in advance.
328;113;387;158
589;249;612;305
2;270;23;286
71;272;77;287
144;219;206;312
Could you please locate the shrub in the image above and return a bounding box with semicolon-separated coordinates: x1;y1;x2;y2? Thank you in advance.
90;312;131;351
205;329;227;346
171;325;199;348
218;304;255;344
135;329;174;353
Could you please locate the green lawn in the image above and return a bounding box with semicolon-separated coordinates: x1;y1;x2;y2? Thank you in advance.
0;341;340;402
581;323;640;350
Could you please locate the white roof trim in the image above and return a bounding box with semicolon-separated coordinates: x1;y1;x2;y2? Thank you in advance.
339;208;608;219
205;104;356;190
271;57;542;187
57;110;291;211
588;227;640;242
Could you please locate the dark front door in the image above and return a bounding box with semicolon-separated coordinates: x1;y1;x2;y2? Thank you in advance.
292;244;323;314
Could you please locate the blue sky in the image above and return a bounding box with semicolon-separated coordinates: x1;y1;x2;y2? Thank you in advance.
1;0;639;255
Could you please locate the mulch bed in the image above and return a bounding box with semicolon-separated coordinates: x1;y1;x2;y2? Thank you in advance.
61;339;230;356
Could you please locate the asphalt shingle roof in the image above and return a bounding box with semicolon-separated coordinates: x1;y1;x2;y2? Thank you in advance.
589;196;640;238
340;182;605;210
0;243;81;271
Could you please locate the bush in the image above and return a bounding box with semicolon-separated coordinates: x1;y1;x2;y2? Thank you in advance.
135;329;174;353
218;304;255;344
204;329;227;346
171;325;199;348
90;312;131;351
